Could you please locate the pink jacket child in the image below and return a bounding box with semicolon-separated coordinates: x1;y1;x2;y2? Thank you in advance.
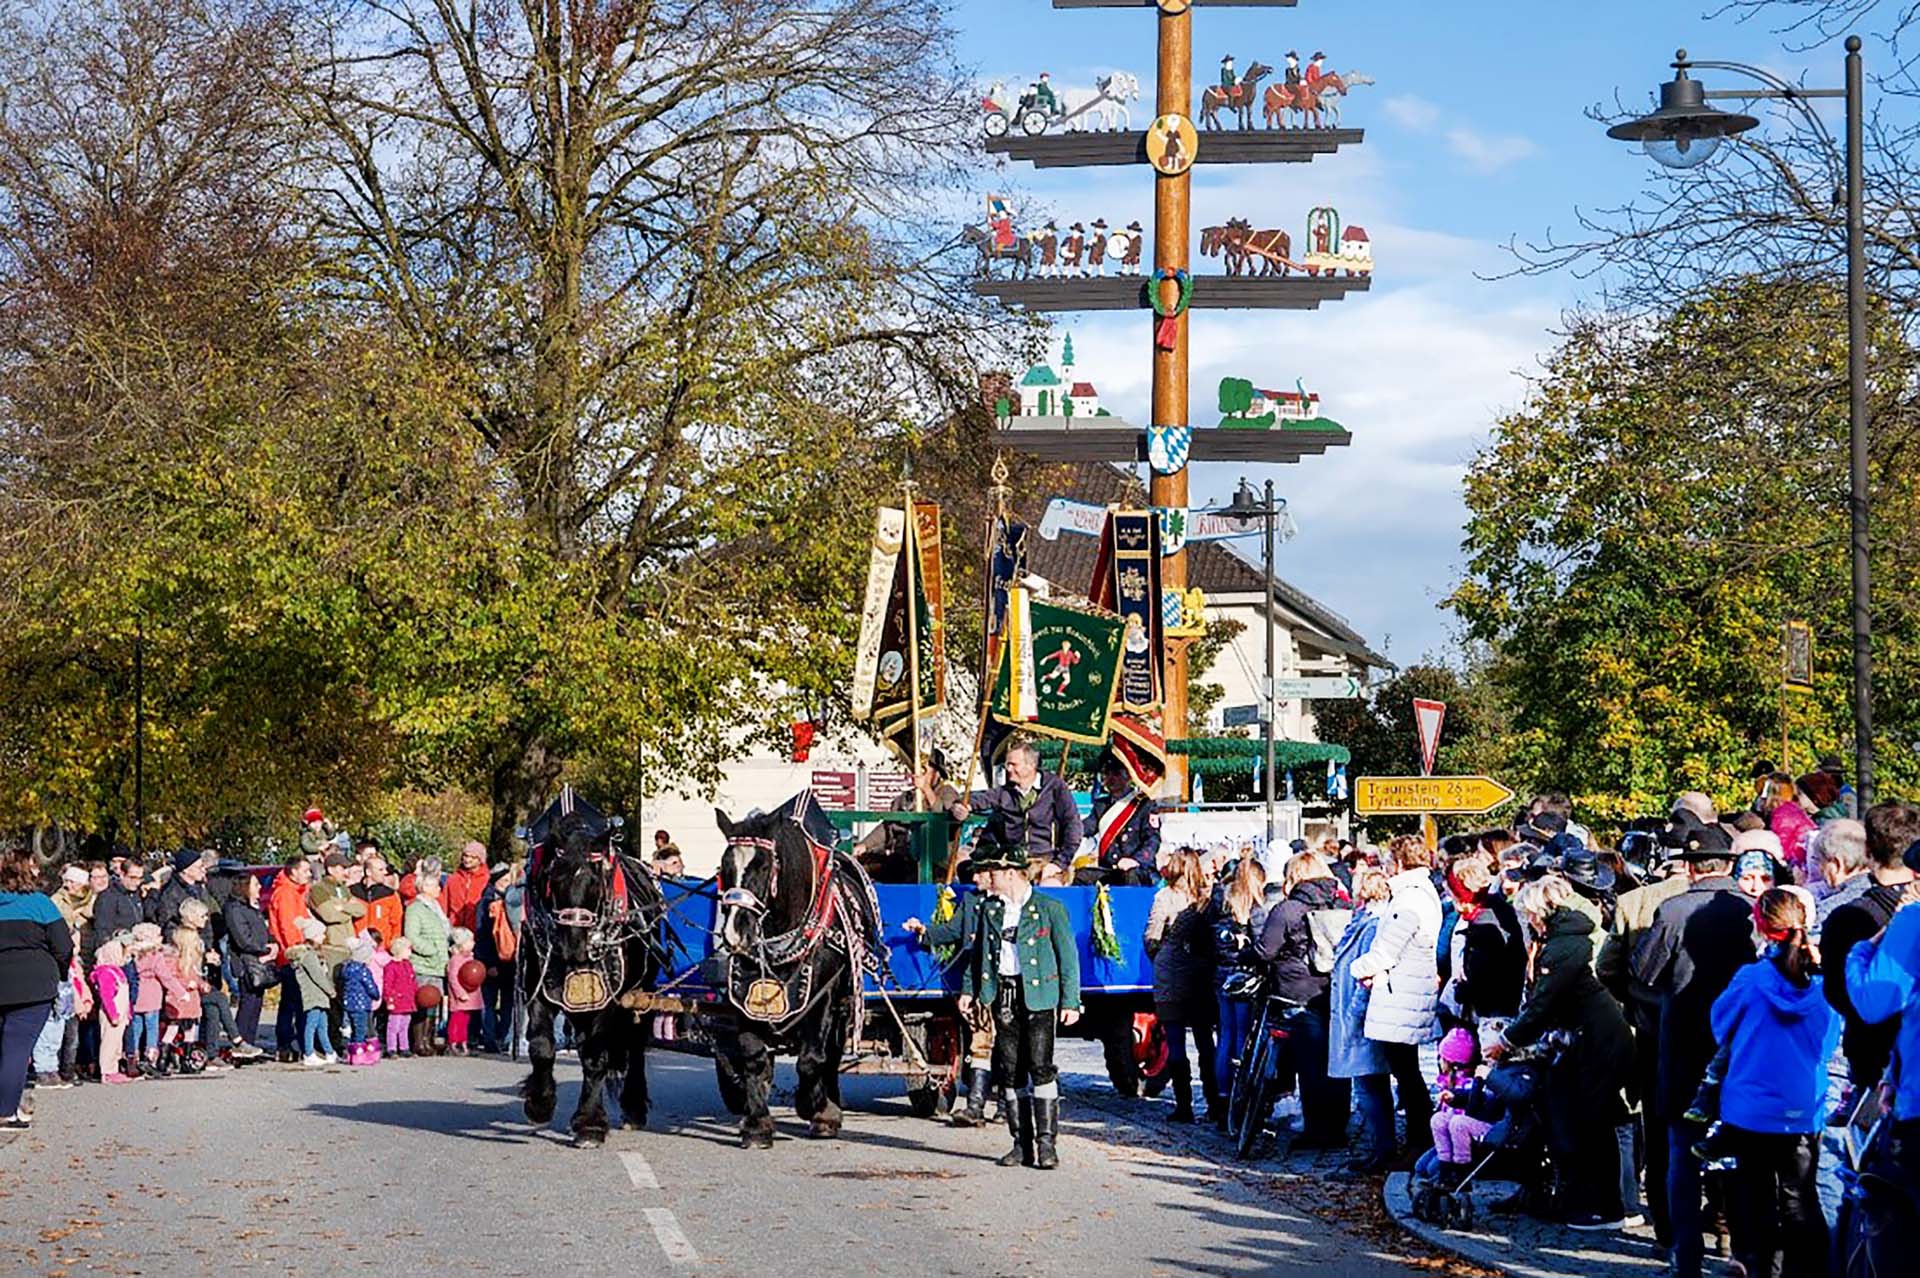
383;957;418;1014
131;948;167;1016
1429;1027;1495;1167
153;946;201;1023
91;944;134;1083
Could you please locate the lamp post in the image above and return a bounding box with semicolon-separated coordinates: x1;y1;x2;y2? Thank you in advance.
1227;478;1279;846
1605;37;1873;805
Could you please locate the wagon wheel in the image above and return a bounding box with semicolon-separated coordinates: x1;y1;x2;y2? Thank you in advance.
902;1020;942;1118
983;110;1010;138
1020;109;1049;136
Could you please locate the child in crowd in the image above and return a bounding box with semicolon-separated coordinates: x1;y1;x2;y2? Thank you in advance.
1428;1026;1501;1185
155;922;204;1070
364;928;392;1054
341;936;382;1066
291;918;338;1065
445;927;481;1056
128;923;166;1075
382;937;418;1058
92;936;134;1084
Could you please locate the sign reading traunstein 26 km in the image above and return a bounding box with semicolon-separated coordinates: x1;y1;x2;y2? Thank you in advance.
1353;776;1515;816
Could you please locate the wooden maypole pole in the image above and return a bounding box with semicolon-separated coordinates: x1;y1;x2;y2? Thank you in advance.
1151;3;1192;799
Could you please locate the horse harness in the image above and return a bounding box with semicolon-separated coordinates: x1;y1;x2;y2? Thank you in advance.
522;841;662;1015
717;831;880;1035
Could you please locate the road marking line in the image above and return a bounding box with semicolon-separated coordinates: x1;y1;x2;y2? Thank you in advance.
643;1207;699;1263
619;1151;661;1190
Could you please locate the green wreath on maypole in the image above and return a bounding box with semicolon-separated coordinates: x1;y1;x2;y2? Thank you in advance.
1150;268;1192;349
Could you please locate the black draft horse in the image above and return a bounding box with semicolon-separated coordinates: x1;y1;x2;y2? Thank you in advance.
712;798;882;1148
518;788;666;1147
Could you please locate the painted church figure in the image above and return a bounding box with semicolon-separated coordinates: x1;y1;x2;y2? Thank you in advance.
1219;55;1236;91
1283;50;1301;87
911;841;1081;1169
1075;753;1160;887
1304;51;1326;89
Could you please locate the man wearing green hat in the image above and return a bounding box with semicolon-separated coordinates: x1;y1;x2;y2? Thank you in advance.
962;844;1080;1168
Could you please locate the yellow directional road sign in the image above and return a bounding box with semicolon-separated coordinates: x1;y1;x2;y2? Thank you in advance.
1353;776;1516;817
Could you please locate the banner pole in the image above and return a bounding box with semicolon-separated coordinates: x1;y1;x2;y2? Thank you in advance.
903;480;925;813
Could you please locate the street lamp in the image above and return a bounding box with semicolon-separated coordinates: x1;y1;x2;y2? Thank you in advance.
1225;478;1280;846
1606;37;1873;804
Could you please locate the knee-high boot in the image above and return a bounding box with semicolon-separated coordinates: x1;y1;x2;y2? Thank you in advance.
953;1065;990;1128
998;1095;1035;1167
1169;1064;1195;1124
1034;1098;1060;1170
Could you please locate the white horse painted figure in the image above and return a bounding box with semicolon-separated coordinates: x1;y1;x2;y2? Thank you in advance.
1056;71;1139;132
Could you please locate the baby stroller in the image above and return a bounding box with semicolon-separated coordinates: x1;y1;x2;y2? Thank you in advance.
1409;1034;1564;1231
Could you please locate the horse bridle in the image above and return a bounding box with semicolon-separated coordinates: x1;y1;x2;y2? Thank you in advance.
720;831;836;968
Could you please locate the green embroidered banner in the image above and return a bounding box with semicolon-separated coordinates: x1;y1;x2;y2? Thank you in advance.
989;598;1126;745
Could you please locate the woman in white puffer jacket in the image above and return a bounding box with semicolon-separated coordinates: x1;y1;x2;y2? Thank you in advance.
1348;835;1443;1164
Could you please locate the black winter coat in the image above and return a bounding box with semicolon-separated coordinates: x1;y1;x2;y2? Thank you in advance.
89;884;144;959
154;876;209;933
222;898;274;959
1251;876;1346;1007
1505;907;1633;1121
1630;875;1757;1115
1455;893;1527;1020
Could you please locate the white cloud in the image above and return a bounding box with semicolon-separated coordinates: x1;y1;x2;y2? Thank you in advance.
1444;127;1541;175
1047;281;1558;662
1385;95;1441;131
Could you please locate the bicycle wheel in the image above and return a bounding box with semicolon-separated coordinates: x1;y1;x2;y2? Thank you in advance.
1224;1002;1267;1140
1235;1029;1275;1160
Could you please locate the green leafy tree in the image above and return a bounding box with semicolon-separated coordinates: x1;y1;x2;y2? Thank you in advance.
1218;377;1254;416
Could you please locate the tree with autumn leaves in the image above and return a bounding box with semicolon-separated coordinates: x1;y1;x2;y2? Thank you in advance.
0;0;1002;851
1449;279;1920;821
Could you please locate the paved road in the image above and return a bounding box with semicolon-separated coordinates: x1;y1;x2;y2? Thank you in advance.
2;1043;1422;1278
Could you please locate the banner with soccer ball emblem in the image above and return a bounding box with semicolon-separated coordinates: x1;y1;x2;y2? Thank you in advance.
987;597;1126;745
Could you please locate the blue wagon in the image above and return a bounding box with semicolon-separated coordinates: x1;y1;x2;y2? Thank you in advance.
651;814;1166;1116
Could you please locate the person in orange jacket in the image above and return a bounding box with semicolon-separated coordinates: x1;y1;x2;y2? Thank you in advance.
353;855;404;950
266;856;316;1060
441;842;491;932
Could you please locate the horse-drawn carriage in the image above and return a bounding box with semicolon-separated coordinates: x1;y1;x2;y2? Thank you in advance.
981;72;1140;137
648;806;1166;1120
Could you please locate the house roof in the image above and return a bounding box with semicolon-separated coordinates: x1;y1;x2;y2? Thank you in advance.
1010;461;1391;670
1019;364;1061;388
1069;381;1097;397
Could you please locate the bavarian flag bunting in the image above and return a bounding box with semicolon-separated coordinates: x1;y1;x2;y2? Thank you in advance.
988;595;1126;744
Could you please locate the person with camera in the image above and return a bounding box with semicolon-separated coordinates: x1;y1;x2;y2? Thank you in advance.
1489;873;1635;1231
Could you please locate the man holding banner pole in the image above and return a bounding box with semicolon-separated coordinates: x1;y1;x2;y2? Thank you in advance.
948;739;1084;875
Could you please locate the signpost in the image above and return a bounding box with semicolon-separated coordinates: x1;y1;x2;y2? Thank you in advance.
1222;703;1261;728
1411;697;1447;847
1354;776;1515;817
1272;676;1363;700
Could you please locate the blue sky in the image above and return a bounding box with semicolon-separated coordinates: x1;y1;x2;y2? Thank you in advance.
949;0;1843;664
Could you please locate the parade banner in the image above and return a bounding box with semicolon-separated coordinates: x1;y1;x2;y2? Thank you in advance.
978;514;1031;783
988;597;1126;745
1088;510;1164;714
869;505;946;766
851;507;907;719
913;502;947;711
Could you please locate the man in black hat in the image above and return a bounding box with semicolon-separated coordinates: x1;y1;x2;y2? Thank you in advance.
1077;753;1158;887
153;848;211;932
1219;54;1236;92
1631;824;1756;1278
859;751;961;883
